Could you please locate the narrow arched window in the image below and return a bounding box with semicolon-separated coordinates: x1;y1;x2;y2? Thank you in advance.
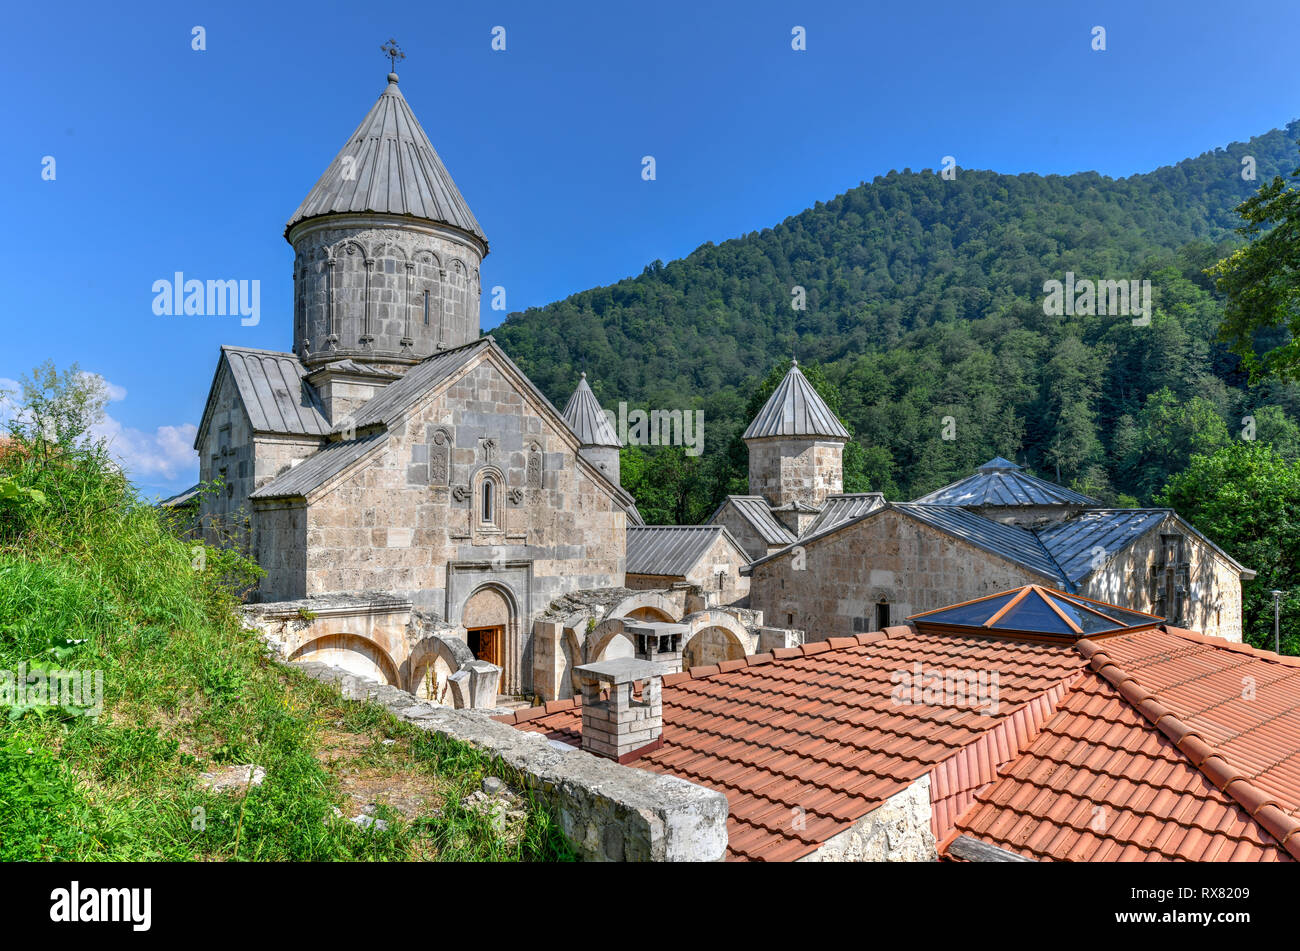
423;289;430;326
481;480;494;524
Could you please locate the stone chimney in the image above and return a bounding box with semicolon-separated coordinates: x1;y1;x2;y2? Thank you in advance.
623;619;687;675
574;658;664;763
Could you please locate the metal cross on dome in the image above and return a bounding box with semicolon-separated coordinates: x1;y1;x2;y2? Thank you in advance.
381;39;405;72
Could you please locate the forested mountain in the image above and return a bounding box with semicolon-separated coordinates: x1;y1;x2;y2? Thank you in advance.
494;120;1300;520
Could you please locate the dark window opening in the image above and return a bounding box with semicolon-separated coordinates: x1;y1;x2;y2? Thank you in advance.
876;601;891;630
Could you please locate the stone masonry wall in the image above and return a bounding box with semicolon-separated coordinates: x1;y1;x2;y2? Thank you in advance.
799;774;936;862
292;220;483;364
748;510;1042;639
747;437;843;508
1082;515;1244;642
711;501;779;562
197;364;321;555
299;352;626;692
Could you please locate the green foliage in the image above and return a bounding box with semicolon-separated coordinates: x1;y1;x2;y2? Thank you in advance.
494;121;1300;514
1157;443;1300;652
1211;139;1300;382
0;369;569;861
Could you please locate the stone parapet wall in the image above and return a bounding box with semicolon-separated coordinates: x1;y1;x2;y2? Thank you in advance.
289;659;729;861
798;774;937;862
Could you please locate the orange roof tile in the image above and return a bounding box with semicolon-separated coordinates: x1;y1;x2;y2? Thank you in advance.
946;627;1300;861
499;628;1086;861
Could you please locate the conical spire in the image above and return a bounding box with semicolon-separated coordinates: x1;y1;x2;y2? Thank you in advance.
743;363;850;441
285;74;486;244
562;373;620;447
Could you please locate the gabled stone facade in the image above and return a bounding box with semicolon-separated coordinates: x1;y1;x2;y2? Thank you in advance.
194;72;636;698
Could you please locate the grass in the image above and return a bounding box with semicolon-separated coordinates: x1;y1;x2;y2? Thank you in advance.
0;434;574;862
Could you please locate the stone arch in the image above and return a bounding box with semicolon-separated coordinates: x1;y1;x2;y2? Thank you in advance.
460;582;519;691
411;249;442;342
406;633;475;703
330;240;369;348
463;582;514;630
610;591;682;623
586;617;636;664
681;610;757;669
370;240;408;263
289;632;400;686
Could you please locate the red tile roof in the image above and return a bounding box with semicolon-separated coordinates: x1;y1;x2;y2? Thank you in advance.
499;625;1086;861
944;627;1300;861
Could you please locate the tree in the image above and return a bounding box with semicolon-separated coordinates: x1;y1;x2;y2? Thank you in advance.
6;361;107;448
1210;142;1300;382
1158;443;1300;653
1120;388;1230;502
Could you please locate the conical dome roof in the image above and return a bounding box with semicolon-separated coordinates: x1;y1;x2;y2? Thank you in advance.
562;374;620;447
285;73;486;245
742;361;850;441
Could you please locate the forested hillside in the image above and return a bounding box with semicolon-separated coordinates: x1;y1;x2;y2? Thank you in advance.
494;120;1300;518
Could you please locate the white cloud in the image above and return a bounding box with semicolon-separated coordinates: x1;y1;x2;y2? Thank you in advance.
91;414;198;482
1;371;196;482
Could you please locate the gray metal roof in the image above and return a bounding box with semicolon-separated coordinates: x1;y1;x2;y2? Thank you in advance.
159;484;201;507
250;429;388;500
350;338;490;429
913;457;1100;507
222;347;331;437
561;374;620;447
742;362;851;441
892;503;1068;585
803;493;886;537
626;525;743;577
1036;509;1171;584
285;75;486;244
709;496;797;546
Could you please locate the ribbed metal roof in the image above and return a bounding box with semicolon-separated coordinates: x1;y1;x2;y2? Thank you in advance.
803;493;885;537
742;362;850;441
892;503;1068;585
913;457;1099;507
350;338;490;429
159;484;201;507
222;347;331;437
561;374;620;447
709;496;797;546
285;74;486;244
1036;509;1171;584
250;429;388;500
626;525;743;577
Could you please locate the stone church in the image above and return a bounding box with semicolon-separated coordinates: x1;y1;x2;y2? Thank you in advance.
194;70;643;695
187;67;1251;706
710;366;1253;643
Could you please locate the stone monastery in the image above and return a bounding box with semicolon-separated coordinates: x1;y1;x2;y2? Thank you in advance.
178;68;1254;711
172;69;1300;863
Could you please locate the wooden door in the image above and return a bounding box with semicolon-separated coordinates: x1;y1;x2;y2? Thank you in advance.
469;626;504;668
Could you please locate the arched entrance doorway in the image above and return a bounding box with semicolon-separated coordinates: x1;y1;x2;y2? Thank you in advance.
461;584;516;691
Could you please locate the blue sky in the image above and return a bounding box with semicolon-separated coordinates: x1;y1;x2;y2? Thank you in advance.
2;0;1296;496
